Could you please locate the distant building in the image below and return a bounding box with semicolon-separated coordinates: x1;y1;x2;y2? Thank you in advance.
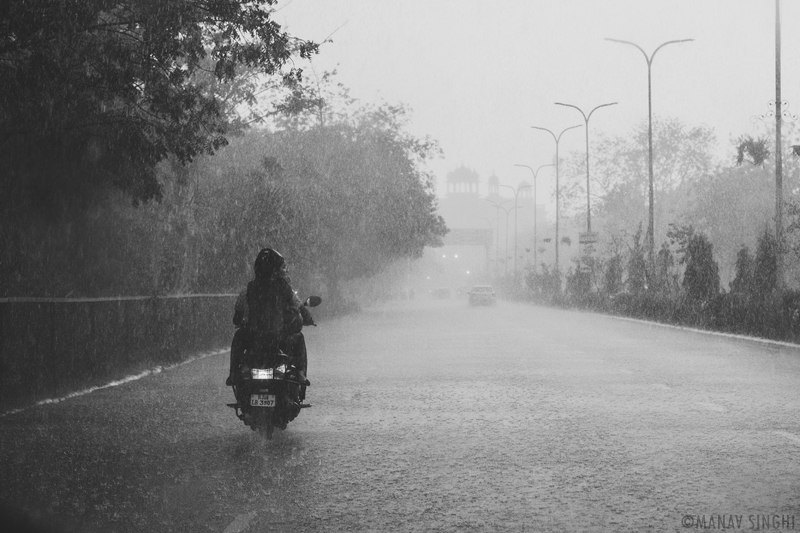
425;166;549;289
444;166;480;196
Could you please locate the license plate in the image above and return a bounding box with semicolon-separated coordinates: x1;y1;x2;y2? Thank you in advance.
250;394;275;407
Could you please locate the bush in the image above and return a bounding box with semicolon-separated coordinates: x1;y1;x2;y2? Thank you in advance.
526;266;561;302
682;233;719;302
753;229;778;296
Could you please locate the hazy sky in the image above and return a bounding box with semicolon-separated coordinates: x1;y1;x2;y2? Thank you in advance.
275;0;800;197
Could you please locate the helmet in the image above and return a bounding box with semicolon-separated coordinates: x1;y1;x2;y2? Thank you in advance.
254;248;284;280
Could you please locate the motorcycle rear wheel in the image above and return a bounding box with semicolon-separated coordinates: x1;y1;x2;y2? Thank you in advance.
259;423;274;440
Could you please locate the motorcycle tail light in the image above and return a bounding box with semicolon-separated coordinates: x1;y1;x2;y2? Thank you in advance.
251;368;273;379
250;365;288;380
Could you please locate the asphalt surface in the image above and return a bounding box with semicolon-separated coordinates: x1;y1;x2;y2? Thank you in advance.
2;298;800;532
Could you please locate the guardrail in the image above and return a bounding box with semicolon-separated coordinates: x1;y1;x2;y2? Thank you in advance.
0;294;236;408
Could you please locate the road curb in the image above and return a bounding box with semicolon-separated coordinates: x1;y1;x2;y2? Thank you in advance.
0;348;228;418
605;313;800;351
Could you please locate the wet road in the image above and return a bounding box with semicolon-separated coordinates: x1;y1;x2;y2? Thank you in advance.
2;298;800;532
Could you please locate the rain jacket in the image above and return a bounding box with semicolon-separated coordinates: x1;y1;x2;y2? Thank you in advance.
243;271;302;351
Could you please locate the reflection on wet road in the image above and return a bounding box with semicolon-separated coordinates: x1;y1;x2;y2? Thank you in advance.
3;298;800;532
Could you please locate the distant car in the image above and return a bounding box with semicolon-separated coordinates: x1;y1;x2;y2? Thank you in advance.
468;285;496;306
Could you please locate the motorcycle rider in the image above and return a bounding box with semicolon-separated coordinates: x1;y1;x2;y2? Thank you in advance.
226;248;312;387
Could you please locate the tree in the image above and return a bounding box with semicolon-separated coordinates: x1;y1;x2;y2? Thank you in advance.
261;101;447;305
730;246;755;295
565;262;591;299
0;0;317;209
603;254;623;295
753;229;778;297
565;118;717;243
627;224;647;295
654;242;677;296
526;264;561;300
192;149;305;293
681;232;719;302
0;60;448;301
735;135;771;167
666;223;720;301
682;158;774;285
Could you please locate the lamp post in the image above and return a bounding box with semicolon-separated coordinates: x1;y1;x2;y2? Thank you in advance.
514;163;554;274
531;124;581;275
499;182;532;279
774;0;784;289
554;101;617;233
605;37;693;274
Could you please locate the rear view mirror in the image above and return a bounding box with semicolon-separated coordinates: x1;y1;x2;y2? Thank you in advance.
305;296;322;307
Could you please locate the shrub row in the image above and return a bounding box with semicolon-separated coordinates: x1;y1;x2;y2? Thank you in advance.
557;290;800;344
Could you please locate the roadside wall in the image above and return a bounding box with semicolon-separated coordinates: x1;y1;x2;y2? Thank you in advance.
0;294;236;408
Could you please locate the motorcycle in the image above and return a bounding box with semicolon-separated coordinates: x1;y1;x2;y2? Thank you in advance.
227;295;322;439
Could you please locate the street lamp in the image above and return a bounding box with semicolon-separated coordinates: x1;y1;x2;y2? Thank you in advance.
554;101;617;233
514;163;554;274
531;124;582;275
605;37;693;273
499;182;532;278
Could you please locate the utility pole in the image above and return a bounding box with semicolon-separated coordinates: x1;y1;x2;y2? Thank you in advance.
775;0;784;290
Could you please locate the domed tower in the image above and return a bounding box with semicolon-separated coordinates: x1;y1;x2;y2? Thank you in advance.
446;166;480;196
487;173;499;196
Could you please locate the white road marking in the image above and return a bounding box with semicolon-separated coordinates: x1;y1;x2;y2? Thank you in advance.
774;431;800;445
223;511;258;533
0;348;228;418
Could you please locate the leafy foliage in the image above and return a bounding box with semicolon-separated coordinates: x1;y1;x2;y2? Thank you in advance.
654;242;677;296
730;246;754;295
682;157;774;284
0;72;448;301
565;263;591;298
680;232;719;302
626;224;647;295
666;223;695;256
753;229;778;297
666;223;719;301
0;0;317;209
565;118;716;236
602;254;623;295
735;135;771;167
526;264;561;299
258;102;447;302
